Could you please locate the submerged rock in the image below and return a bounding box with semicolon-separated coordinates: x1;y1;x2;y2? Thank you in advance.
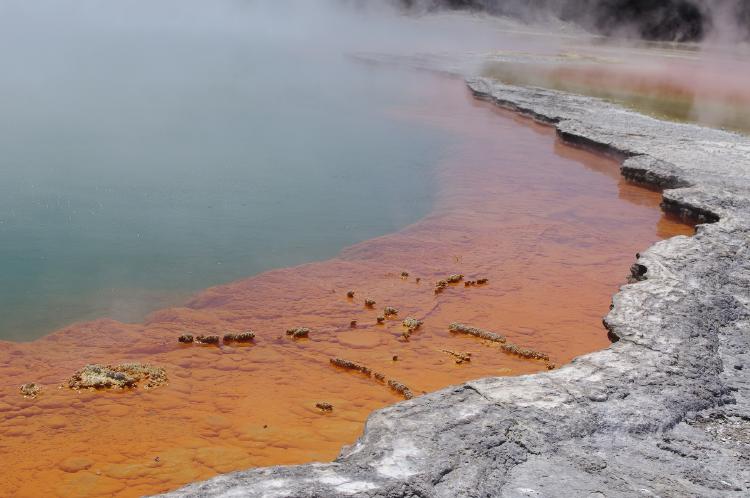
400;271;409;278
315;402;333;412
434;279;448;294
433;273;464;294
401;317;423;340
376;315;385;324
449;323;547;361
500;342;550;361
364;298;376;308
329;358;372;376
223;331;255;343
442;349;472;364
387;379;414;400
20;383;41;398
449;322;507;343
196;335;220;345
68;363;167;391
177;334;194;344
285;327;310;339
383;306;398;317
346;290;355;298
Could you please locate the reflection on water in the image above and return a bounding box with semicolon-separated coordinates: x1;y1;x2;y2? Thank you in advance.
0;75;694;497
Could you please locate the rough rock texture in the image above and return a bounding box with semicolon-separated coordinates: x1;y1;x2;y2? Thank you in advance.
158;79;750;497
68;363;167;390
19;383;41;398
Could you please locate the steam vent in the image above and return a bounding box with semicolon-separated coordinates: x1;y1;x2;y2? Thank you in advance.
2;2;749;497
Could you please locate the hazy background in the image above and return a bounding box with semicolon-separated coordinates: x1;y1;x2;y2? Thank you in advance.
396;0;750;42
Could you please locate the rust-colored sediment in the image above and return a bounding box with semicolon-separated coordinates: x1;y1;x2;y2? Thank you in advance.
0;76;693;498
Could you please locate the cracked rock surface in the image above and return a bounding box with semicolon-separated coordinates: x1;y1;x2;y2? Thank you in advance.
158;78;750;497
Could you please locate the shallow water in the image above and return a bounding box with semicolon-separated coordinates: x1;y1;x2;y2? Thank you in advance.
0;74;694;497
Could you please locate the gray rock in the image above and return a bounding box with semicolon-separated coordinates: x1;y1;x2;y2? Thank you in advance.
157;78;750;497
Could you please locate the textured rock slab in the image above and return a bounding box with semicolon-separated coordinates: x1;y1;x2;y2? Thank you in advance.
158;79;750;497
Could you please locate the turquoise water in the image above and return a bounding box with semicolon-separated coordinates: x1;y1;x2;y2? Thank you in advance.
0;2;452;340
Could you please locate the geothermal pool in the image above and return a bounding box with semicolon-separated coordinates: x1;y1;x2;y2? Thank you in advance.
0;2;699;498
0;72;694;497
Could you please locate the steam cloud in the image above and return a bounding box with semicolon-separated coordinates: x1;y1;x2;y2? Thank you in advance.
396;0;750;42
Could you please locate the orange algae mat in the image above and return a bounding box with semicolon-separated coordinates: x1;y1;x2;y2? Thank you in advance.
0;76;694;498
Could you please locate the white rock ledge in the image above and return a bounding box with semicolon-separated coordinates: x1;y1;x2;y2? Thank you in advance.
157;78;750;497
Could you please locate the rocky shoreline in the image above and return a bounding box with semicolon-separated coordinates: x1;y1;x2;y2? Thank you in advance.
158;78;750;497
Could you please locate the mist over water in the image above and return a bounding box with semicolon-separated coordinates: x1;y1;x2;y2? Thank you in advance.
1;0;507;341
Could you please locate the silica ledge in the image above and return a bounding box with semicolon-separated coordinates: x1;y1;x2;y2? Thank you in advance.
157;78;750;497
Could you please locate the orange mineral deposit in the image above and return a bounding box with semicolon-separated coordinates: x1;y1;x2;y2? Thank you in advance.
0;76;693;498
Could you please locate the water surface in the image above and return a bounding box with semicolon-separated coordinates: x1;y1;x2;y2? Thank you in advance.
0;4;700;497
0;75;695;498
0;3;454;340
